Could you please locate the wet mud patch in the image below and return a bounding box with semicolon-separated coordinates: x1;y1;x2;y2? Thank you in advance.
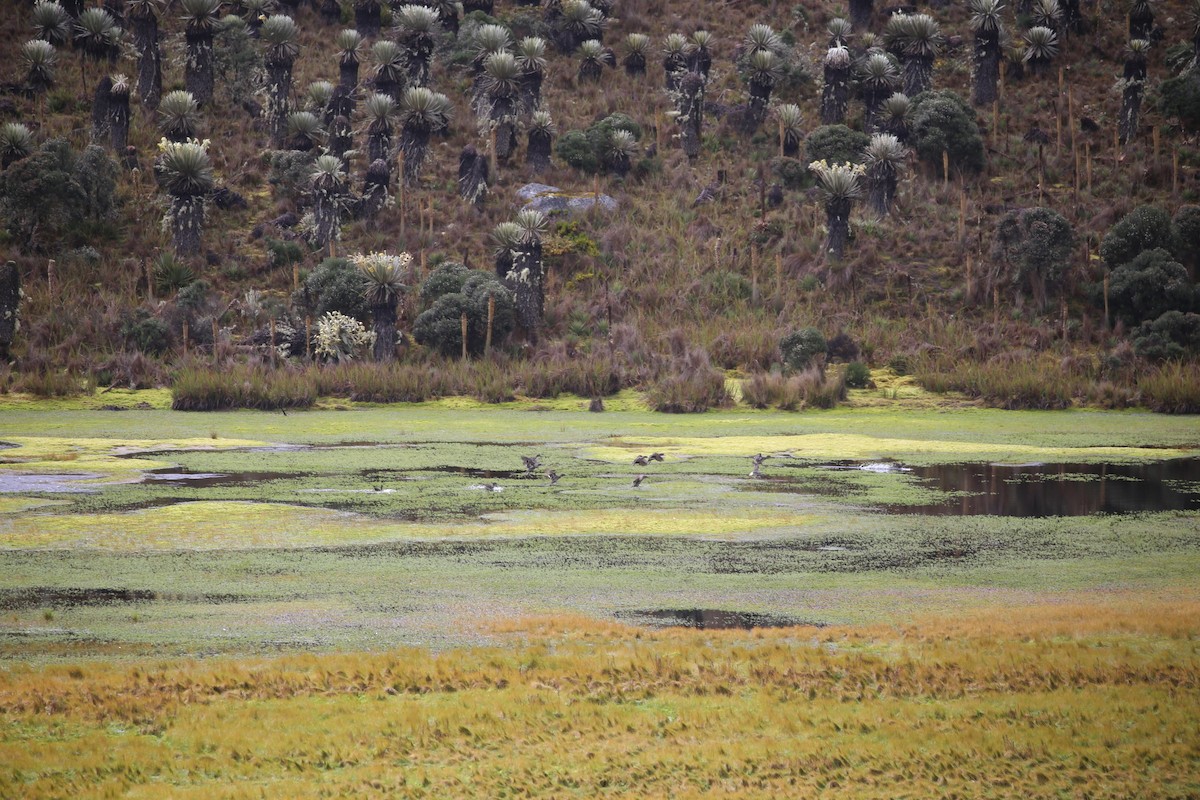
0;587;157;610
0;587;259;610
618;609;821;630
421;466;527;479
0;473;106;493
142;469;305;488
891;458;1200;516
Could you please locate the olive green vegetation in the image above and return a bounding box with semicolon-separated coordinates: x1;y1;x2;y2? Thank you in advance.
0;401;1196;660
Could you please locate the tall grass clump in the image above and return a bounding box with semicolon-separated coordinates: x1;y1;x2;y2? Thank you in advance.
915;359;1078;409
1138;362;1200;413
12;370;91;397
171;365;317;410
646;366;730;412
742;369;846;410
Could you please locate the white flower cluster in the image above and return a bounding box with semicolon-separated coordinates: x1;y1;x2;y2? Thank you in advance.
314;311;375;362
156;137;211;155
807;159;866;179
349;251;412;271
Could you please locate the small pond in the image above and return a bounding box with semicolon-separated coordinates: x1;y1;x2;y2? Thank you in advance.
886;458;1200;517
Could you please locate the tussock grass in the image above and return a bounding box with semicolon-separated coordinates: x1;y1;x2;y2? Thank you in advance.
645;368;732;412
0;600;1195;799
742;368;846;410
171;364;317;411
172;356;633;409
916;359;1079;410
1138;361;1200;414
11;370;91;398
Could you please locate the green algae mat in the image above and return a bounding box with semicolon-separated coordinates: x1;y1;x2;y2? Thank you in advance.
0;400;1196;659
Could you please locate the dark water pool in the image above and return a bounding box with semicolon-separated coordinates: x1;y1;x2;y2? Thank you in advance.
888;458;1200;517
618;609;819;630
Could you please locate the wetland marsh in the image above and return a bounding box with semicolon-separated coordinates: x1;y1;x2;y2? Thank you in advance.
0;397;1197;798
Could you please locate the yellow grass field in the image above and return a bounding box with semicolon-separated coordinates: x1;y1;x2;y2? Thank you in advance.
2;593;1196;799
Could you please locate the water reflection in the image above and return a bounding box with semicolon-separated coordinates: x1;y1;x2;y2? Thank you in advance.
890;458;1200;517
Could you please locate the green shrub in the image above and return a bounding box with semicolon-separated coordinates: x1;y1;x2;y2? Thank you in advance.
295;257;370;322
1100;206;1179;269
413;267;515;356
266;149;317;200
555;130;600;174
418;261;472;305
843;361;871;388
780;327;826;370
267;237;305;267
213;14;262;105
805;125;869;166
121;311;172;356
554;113;642;176
1131;311;1200;361
1108;248;1196;326
909;90;984;173
1158;70;1200;133
771;156;810;189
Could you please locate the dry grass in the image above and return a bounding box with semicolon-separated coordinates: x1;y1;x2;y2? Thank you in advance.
0;1;1196;414
0;596;1196;798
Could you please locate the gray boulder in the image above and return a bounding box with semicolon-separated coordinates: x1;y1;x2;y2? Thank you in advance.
517;183;617;215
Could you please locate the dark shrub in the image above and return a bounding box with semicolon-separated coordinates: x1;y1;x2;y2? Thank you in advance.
992;207;1074;307
0;139;117;252
1172;205;1200;272
1158;70;1200;133
295;257;370;322
176;279;211;313
826;331;859;362
1100;206;1178;269
413;267;514;356
1108;248;1197;326
909;89;984;173
805;124;869;166
418;261;471;304
780;327;826;370
1132;311;1200;361
121;311;172;356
